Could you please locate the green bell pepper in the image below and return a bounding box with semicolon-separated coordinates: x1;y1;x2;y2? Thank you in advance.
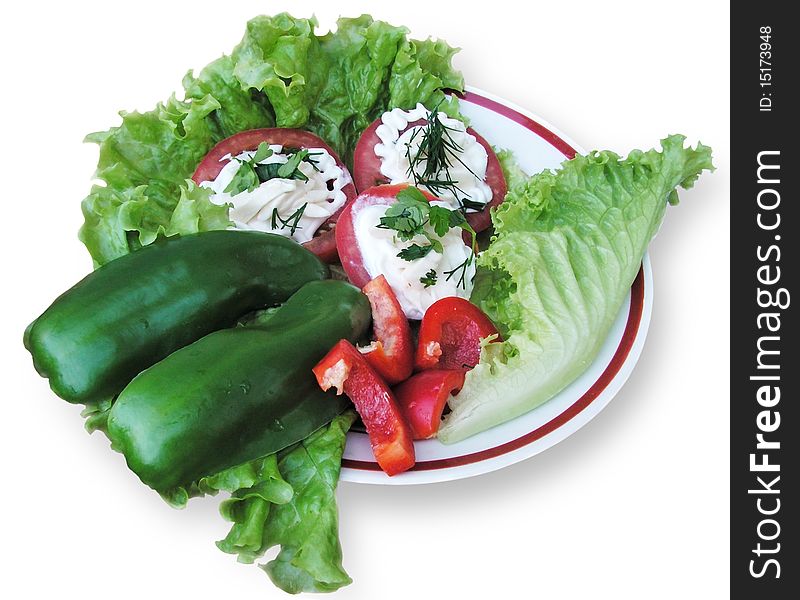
107;280;371;493
24;231;328;404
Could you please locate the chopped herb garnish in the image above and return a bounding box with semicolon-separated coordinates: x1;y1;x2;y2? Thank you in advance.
252;141;273;163
375;185;478;289
442;254;475;290
403;101;485;212
420;269;438;288
270;203;308;236
277;149;310;181
223;161;260;196
398;244;435;261
223;145;322;195
459;197;487;212
428;205;455;237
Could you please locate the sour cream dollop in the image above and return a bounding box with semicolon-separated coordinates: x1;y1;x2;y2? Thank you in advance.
374;104;492;211
353;200;476;320
199;145;350;244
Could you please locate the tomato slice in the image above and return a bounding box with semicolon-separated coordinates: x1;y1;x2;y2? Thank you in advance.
335;183;438;290
191;128;357;263
352;116;507;233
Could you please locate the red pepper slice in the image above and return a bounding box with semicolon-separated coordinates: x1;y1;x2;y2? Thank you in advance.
359;275;414;385
394;369;467;439
313;340;415;476
415;297;500;371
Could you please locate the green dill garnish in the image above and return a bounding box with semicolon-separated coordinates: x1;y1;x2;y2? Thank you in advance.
270;203;308;236
442;254;475;290
403;102;484;212
420;269;438;288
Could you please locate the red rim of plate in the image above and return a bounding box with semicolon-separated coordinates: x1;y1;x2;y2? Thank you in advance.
342;90;644;473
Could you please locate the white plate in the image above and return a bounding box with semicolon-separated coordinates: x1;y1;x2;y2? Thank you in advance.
340;87;653;484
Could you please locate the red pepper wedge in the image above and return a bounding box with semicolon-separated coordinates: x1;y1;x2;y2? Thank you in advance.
394;369;467;439
359;275;414;385
415;297;500;371
313;339;415;476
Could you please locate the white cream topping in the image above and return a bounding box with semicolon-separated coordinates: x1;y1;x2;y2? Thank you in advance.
374;103;492;211
199;145;350;244
353;201;476;320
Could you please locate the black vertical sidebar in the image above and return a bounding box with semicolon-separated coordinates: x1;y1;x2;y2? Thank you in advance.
731;4;796;599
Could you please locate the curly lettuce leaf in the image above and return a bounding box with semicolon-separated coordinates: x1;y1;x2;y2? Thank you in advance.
158;451;289;509
80;13;463;265
209;411;356;593
231;14;323;128
260;410;356;593
183;55;275;139
439;135;714;443
215;454;294;562
80;95;223;265
495;147;528;191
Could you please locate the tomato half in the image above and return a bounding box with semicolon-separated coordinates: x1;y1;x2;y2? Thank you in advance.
192;128;357;263
352;117;507;233
335;183;438;290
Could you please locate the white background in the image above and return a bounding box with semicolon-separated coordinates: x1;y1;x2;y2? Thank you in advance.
1;1;729;598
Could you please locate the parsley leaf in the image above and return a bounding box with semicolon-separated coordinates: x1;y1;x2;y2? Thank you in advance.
277;149;310;181
252;141;273;163
397;244;434;261
420;269;438;288
224;160;260;195
428;205;453;237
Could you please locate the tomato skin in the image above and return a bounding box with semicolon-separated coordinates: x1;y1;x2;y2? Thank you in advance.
313;339;415;476
360;275;414;385
335;183;437;290
394;369;467;439
415;297;500;371
352;117;507;232
191;128;357;263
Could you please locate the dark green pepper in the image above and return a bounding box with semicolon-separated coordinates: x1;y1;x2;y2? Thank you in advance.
107;280;370;493
24;231;328;404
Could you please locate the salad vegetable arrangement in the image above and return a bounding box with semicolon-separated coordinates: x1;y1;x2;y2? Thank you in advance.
23;12;713;594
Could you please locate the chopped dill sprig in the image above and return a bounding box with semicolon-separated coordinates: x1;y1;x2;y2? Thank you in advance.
404;102;483;212
270;202;308;236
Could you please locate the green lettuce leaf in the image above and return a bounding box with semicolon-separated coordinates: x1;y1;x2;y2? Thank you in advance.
165;180;232;236
260;410;356;593
157;452;284;509
439;135;713;443
208;411;356;593
80;13;462;266
183;55;275;139
230;14;323;128
215;454;294;563
79;95;223;265
495;147;528;190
